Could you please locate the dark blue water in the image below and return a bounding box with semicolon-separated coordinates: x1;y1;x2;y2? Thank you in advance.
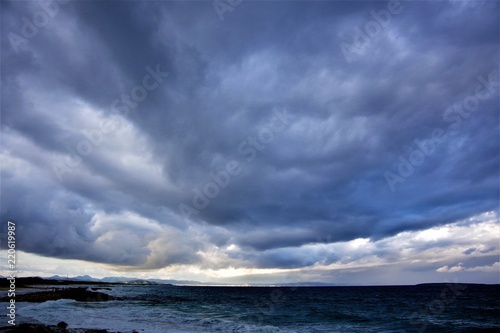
17;284;500;332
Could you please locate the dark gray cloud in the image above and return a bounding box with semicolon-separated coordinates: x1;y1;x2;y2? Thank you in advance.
0;0;498;281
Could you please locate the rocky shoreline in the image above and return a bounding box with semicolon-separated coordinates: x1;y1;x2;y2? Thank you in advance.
0;287;125;332
0;287;121;303
0;322;140;333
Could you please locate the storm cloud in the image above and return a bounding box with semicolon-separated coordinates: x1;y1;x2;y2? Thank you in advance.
1;0;498;284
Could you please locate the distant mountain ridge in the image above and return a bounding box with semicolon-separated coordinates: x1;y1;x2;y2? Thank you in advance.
44;275;206;285
40;275;334;286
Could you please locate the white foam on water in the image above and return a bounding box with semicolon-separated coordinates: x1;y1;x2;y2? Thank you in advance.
15;299;301;333
12;285;343;333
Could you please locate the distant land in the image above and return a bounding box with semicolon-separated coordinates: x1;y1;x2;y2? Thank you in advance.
0;275;341;287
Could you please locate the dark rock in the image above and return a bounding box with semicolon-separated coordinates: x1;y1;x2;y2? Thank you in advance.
56;322;68;329
8;323;53;333
0;323;121;333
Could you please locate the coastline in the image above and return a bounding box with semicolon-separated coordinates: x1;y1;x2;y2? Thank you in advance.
0;280;125;333
0;322;139;333
0;287;121;303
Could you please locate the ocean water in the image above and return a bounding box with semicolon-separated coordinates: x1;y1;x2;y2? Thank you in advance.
11;284;500;332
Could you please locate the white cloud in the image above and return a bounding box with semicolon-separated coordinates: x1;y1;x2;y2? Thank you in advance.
437;262;500;274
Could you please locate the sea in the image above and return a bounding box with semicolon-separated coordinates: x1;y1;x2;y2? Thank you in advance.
10;284;500;333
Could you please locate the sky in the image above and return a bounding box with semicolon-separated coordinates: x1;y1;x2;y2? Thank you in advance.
0;0;499;285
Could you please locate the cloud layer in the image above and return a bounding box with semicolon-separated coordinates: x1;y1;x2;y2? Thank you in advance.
1;0;498;283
